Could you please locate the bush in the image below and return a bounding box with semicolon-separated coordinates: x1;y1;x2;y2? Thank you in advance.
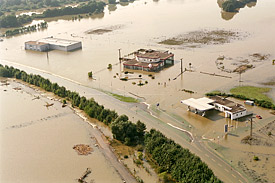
120;78;128;81
0;67;11;77
137;152;143;160
124;155;129;159
88;71;93;78
253;156;259;161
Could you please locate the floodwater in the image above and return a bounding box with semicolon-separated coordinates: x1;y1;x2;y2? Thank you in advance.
0;79;122;183
0;0;275;181
0;0;274;99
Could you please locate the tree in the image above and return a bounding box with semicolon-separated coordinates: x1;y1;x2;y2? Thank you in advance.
88;71;93;78
0;67;11;77
108;0;117;4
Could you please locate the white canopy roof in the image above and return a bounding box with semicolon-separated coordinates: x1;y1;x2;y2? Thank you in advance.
181;97;215;111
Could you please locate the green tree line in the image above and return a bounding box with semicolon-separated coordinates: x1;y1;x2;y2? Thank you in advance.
0;64;222;183
39;1;105;18
206;91;275;110
4;21;48;37
0;0;105;28
145;129;222;183
0;0;90;13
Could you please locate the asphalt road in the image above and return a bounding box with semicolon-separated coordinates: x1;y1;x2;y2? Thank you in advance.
1;60;249;183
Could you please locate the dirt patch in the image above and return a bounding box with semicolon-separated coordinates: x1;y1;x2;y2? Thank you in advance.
158;29;247;48
241;120;275;146
86;25;124;35
87;29;112;35
73;144;93;155
238;159;268;183
215;53;270;73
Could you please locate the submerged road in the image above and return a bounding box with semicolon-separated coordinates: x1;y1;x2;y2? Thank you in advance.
1;60;249;183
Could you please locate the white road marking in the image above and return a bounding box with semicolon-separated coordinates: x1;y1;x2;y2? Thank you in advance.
225;169;229;172
232;174;236;178
167;123;194;142
205;154;209;158
239;180;243;183
211;158;216;162
218;163;222;167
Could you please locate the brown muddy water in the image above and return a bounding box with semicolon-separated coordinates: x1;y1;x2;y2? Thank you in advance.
0;79;122;183
0;0;275;181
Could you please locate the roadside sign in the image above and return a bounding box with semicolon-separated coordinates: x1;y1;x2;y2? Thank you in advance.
224;124;228;133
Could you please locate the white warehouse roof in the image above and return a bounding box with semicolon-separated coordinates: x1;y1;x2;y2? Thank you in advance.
181;97;215;111
38;37;80;47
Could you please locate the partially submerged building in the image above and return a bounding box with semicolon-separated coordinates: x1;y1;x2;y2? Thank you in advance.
25;37;82;52
181;96;248;120
123;49;174;72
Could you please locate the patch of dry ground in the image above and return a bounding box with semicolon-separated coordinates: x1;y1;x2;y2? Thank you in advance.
238;120;275;183
73;144;93;155
158;29;247;47
241;120;275;146
238;152;275;183
86;25;124;35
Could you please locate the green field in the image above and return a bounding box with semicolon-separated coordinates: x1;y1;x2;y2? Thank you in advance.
230;86;272;102
108;93;139;103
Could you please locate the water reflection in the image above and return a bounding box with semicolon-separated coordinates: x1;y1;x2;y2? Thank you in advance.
217;0;257;20
108;4;118;12
221;11;237;21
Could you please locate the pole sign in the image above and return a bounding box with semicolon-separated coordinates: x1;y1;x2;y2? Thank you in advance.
224;124;228;133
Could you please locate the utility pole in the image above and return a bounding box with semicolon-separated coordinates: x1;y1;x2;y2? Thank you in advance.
46;51;49;60
180;58;183;74
250;117;253;137
118;48;121;63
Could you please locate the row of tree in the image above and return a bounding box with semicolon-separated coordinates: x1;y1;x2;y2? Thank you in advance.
222;0;257;12
0;14;33;28
0;0;90;13
0;64;222;182
206;91;275;110
4;21;48;37
0;0;105;28
38;1;106;18
145;129;222;183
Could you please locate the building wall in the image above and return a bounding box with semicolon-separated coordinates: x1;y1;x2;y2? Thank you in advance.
164;56;174;65
67;42;82;51
136;56;160;63
25;43;49;52
214;103;231;112
231;110;247;120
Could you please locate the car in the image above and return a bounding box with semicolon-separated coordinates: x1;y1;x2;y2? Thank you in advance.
256;115;262;119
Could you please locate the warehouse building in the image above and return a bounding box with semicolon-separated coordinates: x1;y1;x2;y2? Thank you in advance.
25;37;82;52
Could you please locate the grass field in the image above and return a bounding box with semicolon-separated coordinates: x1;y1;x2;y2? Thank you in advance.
230;86;272;102
107;92;139;103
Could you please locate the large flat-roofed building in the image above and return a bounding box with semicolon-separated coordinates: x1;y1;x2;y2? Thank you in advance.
25;37;82;52
123;49;174;72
